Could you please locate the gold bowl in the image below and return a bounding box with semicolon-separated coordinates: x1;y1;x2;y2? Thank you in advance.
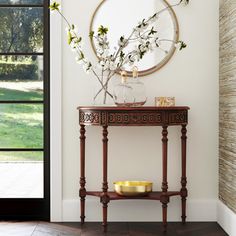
114;181;153;196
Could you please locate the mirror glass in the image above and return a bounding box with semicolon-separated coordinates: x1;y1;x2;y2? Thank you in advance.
90;0;179;76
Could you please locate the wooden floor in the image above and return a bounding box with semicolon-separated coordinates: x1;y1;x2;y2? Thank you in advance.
0;222;228;236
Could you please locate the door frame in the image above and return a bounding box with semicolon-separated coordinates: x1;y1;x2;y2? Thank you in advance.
0;0;51;220
50;0;63;222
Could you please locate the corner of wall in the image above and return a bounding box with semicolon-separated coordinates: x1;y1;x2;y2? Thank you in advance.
217;200;236;236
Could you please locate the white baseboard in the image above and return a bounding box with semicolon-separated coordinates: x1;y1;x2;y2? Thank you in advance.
62;197;217;222
217;200;236;236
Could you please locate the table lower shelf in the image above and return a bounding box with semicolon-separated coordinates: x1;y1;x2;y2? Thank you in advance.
86;191;181;200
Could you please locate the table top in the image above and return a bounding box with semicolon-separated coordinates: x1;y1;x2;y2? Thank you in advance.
78;106;190;111
78;106;190;126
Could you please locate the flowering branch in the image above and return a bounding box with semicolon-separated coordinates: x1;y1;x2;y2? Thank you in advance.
49;0;190;103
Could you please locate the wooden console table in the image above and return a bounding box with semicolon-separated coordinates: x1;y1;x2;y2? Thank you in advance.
78;106;190;232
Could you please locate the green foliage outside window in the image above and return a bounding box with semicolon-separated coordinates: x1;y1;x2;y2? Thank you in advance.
0;59;38;81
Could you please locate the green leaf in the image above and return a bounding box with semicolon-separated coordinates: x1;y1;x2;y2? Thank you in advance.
148;27;157;35
120;51;125;59
139;51;145;59
154;38;159;47
180;0;190;5
179;41;187;50
49;1;60;11
80;52;85;60
68;31;74;45
152;13;157;18
98;25;108;35
77;37;82;43
89;31;94;39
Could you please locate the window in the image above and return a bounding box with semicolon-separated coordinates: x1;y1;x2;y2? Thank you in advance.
0;0;49;219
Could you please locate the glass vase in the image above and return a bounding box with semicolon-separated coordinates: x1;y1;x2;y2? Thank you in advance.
113;78;135;107
93;82;113;106
129;77;147;106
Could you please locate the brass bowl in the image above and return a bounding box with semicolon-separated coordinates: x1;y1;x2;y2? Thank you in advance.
114;181;153;196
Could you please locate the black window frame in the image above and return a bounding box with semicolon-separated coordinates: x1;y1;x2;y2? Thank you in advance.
0;0;50;220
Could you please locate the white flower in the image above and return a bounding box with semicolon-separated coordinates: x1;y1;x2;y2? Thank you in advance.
109;61;117;71
128;60;135;66
134;29;141;37
118;36;129;48
76;56;84;64
139;44;146;53
70;40;78;51
99;60;105;67
102;49;110;57
141;34;149;41
104;60;110;70
175;42;181;50
136;21;149;31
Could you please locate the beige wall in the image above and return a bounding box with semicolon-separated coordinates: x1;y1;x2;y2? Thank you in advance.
61;0;219;220
219;0;236;214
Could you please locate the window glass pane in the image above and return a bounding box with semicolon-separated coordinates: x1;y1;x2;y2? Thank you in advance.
0;104;43;148
0;151;43;161
0;151;43;198
0;7;43;53
0;0;43;4
0;56;43;101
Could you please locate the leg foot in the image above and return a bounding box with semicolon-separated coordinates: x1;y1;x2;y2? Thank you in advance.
162;203;168;232
181;197;187;224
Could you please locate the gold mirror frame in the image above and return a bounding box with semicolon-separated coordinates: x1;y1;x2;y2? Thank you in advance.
90;0;179;77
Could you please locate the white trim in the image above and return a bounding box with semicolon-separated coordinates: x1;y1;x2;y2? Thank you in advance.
50;0;63;222
217;200;236;236
62;198;217;222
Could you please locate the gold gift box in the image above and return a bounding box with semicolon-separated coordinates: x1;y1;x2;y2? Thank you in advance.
155;97;175;107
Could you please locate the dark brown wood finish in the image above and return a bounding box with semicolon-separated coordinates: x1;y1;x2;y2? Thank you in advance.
78;106;190;232
101;126;110;232
161;125;169;232
0;222;228;236
79;125;86;224
181;125;188;223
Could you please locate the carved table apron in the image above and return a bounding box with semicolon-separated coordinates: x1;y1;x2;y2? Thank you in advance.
78;106;190;232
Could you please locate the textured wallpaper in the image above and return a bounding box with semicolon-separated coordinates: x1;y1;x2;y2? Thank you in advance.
219;0;236;213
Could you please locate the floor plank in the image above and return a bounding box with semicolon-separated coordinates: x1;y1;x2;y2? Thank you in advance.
0;222;228;236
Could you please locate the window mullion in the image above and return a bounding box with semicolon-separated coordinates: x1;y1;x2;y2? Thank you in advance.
0;4;43;8
0;101;43;104
0;149;44;152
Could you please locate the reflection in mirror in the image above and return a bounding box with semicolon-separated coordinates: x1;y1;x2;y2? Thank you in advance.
91;0;179;76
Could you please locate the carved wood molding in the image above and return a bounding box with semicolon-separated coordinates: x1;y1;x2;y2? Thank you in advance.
79;107;189;126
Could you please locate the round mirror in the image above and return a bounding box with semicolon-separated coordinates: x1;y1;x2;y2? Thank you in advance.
90;0;179;77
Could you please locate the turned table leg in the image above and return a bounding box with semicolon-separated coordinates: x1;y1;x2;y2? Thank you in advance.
79;125;86;224
100;126;110;232
181;125;188;224
161;125;169;232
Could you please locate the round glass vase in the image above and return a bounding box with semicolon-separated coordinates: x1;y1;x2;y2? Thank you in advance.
129;77;147;107
113;78;135;107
